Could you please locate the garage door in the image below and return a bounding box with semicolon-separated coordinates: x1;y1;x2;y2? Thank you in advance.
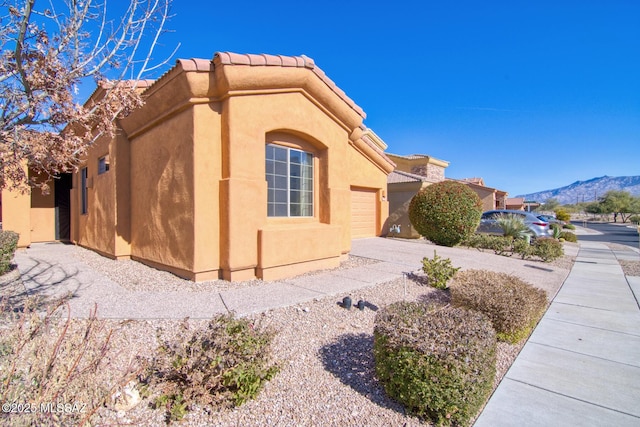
351;188;377;238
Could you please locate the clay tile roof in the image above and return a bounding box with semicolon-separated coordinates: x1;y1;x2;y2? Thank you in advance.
387;153;430;160
388;170;439;184
179;58;213;71
213;52;364;118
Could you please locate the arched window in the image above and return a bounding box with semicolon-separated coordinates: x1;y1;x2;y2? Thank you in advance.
265;144;313;217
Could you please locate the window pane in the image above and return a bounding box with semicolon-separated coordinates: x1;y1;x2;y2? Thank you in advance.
274;160;287;176
275;175;287;189
274;189;287;203
300;177;312;192
266;145;274;160
275;203;288;216
300;203;312;216
290;150;301;164
290;163;300;178
274;146;287;162
290;177;300;190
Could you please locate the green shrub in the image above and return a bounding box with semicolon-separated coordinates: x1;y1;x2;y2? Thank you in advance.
0;230;19;275
374;302;496;426
549;223;562;239
462;234;513;256
533;237;564;262
147;314;278;422
563;223;576;230
495;214;532;242
559;231;577;243
421;250;460;289
554;208;571;222
512;237;534;259
408;181;482;247
629;215;640;225
450;270;548;343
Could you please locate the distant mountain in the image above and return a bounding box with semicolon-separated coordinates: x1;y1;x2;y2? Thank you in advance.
517;176;640;205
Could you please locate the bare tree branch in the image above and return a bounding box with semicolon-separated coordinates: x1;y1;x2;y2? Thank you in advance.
0;0;176;192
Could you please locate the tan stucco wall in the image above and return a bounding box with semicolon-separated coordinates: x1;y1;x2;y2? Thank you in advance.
129;107;196;273
1;187;32;247
386;181;430;239
471;186;496;212
72;135;122;257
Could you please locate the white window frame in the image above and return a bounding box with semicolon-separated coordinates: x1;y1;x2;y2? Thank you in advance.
265;144;313;217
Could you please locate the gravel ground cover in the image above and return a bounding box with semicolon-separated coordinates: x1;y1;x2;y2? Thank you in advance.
46;245;575;426
95;274;524;427
10;239;635;426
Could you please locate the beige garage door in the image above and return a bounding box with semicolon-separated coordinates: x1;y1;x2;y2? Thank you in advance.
351;188;377;238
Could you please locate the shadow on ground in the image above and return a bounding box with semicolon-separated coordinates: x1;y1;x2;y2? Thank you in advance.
318;333;409;416
0;259;79;313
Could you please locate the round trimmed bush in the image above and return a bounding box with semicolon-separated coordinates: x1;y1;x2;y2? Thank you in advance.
408;181;482;247
450;269;548;343
374;302;496;426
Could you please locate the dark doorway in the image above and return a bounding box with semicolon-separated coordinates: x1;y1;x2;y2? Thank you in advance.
54;173;72;241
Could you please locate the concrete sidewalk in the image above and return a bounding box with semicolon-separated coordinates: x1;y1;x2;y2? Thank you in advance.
474;241;640;427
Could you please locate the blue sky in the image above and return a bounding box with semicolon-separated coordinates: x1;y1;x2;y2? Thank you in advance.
146;1;638;197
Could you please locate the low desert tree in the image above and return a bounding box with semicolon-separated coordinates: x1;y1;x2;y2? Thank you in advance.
541;198;560;212
1;0;177;193
408;180;482;247
599;191;637;223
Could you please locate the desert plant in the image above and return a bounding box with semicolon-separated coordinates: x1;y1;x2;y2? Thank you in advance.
0;230;19;275
512;237;534;259
563;223;576;230
533;237;564;262
450;269;548;343
495;214;532;243
629;215;640;225
0;299;135;427
374;302;496;426
462;234;514;256
420;250;460;289
554;208;571;222
559;231;578;243
146;314;278;422
408;181;482;247
549;223;562;239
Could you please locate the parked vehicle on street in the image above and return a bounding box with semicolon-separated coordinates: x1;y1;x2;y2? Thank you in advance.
537;214;565;226
476;210;553;239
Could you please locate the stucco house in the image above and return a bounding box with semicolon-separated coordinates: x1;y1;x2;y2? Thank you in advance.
385;154;449;238
2;52;395;281
385;154;509;238
457;177;508;211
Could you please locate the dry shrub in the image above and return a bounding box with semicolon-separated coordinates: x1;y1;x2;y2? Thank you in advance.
450;269;547;343
0;298;139;427
145;314;279;423
374;302;496;426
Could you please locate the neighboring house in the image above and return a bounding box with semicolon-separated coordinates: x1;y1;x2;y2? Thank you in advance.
506;197;526;210
2;52;395;281
385;154;449;238
384;153;511;239
457;177;508;211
